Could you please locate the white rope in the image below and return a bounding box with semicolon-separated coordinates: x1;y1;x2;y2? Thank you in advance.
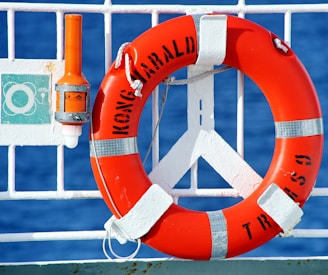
114;42;130;69
143;82;170;165
102;220;141;260
163;65;231;85
124;53;143;97
273;38;289;53
114;42;231;97
115;42;143;97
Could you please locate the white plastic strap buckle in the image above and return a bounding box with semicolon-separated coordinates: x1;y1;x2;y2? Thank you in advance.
104;184;173;244
195;14;227;65
258;183;303;235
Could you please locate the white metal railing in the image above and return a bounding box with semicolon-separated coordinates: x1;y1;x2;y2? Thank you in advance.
0;0;327;260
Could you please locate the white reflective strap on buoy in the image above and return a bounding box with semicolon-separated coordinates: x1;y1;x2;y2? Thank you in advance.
275;118;323;138
194;14;227;65
207;210;228;259
104;184;173;244
90;137;138;157
257;184;303;234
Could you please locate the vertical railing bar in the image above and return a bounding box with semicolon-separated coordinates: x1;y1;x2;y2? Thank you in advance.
8;145;16;194
104;12;112;71
7;9;15;61
56;10;65;192
190;161;198;191
57;145;65;192
56;11;64;61
236;71;245;158
238;0;246;15
151;11;160;168
237;8;245;158
104;0;112;72
185;10;201;197
284;10;292;47
187;9;200;194
7;8;16;194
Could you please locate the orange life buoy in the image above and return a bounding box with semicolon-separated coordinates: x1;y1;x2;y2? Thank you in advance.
90;14;323;260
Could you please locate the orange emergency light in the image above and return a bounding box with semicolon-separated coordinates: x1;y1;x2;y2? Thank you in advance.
55;14;90;148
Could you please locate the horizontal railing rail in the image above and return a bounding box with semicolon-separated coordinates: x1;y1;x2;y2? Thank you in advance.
1;188;328;201
1;229;328;243
1;2;328;14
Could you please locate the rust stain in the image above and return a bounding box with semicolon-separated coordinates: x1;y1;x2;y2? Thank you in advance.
44;61;56;73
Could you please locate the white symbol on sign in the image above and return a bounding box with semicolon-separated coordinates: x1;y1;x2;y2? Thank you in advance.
2;82;47;116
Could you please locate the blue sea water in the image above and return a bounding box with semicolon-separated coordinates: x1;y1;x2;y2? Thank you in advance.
0;0;328;262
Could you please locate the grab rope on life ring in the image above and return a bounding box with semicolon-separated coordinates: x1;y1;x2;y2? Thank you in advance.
90;14;324;260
